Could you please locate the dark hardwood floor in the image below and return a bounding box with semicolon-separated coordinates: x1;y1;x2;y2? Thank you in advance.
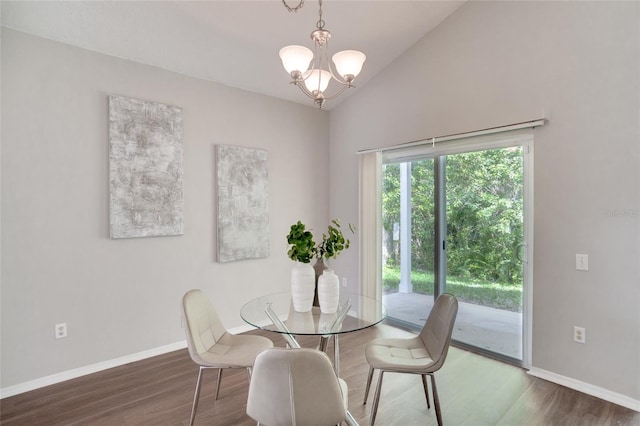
2;324;638;425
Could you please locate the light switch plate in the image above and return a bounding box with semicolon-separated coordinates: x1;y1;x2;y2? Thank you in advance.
576;254;589;271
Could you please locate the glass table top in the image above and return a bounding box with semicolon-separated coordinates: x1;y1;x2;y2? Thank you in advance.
240;291;386;336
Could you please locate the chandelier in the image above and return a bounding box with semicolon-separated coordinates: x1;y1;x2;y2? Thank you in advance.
279;0;366;108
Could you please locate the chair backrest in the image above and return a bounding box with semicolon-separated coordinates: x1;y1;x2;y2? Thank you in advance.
247;348;347;426
182;289;227;361
419;293;458;371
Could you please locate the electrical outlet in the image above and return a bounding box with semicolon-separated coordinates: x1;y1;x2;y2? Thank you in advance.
55;322;68;339
573;326;585;344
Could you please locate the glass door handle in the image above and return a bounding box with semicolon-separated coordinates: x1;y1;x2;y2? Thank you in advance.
516;243;529;263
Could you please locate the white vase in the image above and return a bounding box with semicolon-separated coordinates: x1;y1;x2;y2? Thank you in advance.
291;262;315;312
318;269;340;314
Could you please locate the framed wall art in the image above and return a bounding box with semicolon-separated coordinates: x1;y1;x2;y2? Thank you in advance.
109;95;184;239
216;144;269;262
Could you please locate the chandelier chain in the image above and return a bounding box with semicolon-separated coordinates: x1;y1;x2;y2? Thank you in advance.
282;0;304;13
316;0;324;29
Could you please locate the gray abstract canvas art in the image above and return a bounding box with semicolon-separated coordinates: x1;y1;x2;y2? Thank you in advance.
216;145;269;262
109;95;184;239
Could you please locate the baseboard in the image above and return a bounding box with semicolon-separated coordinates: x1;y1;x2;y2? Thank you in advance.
528;367;640;412
229;323;269;334
0;323;281;399
0;340;188;399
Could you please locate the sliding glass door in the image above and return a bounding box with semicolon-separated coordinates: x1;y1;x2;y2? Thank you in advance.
382;159;436;328
381;140;530;363
444;148;524;360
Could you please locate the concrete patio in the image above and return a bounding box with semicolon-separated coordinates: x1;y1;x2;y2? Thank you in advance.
383;292;522;360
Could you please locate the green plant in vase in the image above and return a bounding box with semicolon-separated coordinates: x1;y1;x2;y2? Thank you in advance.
286;219;355;308
286;221;315;263
313;219;355;307
314;218;354;261
286;221;316;312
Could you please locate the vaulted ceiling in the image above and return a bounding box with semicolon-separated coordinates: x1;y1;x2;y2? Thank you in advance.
1;1;465;109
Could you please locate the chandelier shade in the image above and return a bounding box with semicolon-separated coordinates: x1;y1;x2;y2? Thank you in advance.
303;69;331;93
279;0;366;108
279;45;313;75
332;50;366;80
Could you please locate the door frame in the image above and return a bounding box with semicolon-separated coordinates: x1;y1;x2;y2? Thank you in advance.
382;130;534;368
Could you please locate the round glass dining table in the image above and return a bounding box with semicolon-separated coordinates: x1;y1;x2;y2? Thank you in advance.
241;291;386;372
241;291;385;334
241;291;384;426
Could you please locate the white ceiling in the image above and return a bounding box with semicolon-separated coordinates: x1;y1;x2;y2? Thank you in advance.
1;1;465;110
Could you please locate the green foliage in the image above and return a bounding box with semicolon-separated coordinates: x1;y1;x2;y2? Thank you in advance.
382;147;525;309
382;163;401;266
315;219;354;260
286;221;315;263
445;148;523;284
410;160;436;270
286;219;354;263
383;267;522;312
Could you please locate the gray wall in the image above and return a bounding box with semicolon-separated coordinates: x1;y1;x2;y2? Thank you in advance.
2;0;639;405
329;1;639;401
1;29;329;388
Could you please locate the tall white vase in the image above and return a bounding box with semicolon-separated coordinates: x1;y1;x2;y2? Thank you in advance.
291;262;315;312
318;269;340;314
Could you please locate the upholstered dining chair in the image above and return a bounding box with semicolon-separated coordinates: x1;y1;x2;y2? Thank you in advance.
363;293;458;426
246;347;349;426
182;289;273;425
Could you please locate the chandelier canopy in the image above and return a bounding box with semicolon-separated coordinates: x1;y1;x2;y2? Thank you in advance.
279;0;366;108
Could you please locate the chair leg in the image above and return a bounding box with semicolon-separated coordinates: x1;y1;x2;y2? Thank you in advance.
189;366;205;426
369;370;384;426
214;368;223;400
429;374;443;426
421;374;431;409
363;366;375;404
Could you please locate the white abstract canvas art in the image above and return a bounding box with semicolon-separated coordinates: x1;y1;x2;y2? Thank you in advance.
109;95;184;239
216;145;269;262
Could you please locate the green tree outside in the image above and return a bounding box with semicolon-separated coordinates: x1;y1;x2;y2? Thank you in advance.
382;148;523;312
